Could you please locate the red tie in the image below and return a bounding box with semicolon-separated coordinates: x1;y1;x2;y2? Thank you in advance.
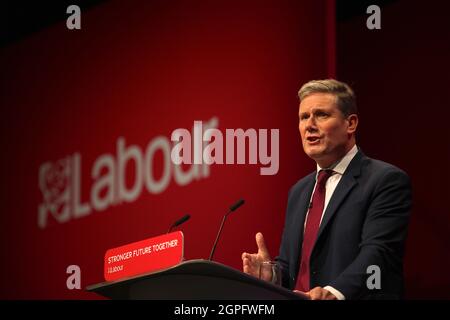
295;169;333;291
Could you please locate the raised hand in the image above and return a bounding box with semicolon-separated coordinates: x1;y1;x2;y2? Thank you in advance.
241;232;272;280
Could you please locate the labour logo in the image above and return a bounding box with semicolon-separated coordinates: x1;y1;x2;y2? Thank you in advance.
38;157;71;228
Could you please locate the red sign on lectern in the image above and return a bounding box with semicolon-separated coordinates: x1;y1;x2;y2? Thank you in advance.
104;231;184;281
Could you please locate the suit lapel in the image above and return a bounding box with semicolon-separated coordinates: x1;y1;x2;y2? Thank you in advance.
291;175;315;274
315;151;364;245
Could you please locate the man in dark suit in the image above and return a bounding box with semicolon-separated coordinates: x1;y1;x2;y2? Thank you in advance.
242;79;412;300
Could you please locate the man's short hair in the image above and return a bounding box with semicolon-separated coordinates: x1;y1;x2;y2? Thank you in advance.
298;79;358;117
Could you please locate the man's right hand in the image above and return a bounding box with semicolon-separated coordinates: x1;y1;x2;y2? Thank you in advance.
241;232;272;280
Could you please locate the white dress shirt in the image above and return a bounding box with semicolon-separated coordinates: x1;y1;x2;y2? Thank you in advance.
304;144;358;300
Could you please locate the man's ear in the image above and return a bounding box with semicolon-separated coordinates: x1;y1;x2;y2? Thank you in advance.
347;114;358;134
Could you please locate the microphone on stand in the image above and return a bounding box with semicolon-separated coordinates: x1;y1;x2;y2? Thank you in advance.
167;214;191;233
208;199;245;261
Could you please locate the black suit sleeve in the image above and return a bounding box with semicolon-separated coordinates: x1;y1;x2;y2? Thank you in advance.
276;187;297;289
329;168;412;299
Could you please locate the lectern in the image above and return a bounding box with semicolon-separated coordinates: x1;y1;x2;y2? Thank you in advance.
86;259;304;300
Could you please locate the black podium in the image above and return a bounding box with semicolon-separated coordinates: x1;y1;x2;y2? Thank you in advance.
86;259;304;300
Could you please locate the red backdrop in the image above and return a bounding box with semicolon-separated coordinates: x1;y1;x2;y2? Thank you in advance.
0;0;333;299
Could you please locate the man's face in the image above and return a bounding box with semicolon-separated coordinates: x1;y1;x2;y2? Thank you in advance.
298;93;356;167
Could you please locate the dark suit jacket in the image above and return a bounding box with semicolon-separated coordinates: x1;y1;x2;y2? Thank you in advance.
277;150;412;299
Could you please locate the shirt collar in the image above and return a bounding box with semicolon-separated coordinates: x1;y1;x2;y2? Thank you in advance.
316;144;358;175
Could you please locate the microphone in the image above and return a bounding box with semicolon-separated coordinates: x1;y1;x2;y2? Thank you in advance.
208;199;245;261
167;214;191;233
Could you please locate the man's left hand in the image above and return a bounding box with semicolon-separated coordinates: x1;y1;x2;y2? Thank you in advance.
308;287;337;300
294;287;337;300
